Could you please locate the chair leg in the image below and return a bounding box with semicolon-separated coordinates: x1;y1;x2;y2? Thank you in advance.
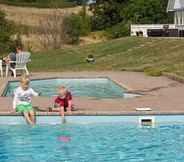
12;69;16;78
5;65;9;77
25;67;29;75
0;68;2;77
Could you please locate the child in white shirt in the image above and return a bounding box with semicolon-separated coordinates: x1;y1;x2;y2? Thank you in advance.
13;76;39;125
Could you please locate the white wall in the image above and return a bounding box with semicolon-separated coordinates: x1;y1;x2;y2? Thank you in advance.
131;24;176;37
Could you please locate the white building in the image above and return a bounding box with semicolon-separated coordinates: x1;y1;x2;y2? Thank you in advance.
131;24;176;37
167;0;184;26
131;0;184;37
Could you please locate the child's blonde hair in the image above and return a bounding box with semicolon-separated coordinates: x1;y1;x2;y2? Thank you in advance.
58;86;67;91
58;86;67;95
20;75;30;85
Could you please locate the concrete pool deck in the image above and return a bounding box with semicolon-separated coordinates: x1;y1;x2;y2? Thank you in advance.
0;71;184;116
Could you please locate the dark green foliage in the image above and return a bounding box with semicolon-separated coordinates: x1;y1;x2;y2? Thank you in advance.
0;10;22;54
79;5;91;36
63;9;91;44
90;0;172;31
90;0;127;30
123;0;173;24
105;22;130;38
144;68;163;77
63;14;82;44
0;10;14;54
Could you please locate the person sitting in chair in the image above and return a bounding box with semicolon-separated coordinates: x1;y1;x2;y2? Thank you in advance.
3;45;23;69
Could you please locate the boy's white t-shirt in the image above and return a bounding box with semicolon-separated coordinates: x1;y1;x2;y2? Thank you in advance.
13;87;38;109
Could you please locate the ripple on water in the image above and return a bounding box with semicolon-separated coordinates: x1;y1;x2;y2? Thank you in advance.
0;123;184;162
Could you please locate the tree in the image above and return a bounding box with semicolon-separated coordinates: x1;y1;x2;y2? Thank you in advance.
90;0;173;31
123;0;173;24
63;14;82;44
89;0;129;30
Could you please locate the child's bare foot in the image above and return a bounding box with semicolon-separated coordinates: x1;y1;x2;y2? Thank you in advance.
68;110;72;114
10;109;16;114
62;117;66;124
30;122;35;126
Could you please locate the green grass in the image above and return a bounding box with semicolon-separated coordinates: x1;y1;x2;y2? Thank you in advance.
0;0;76;8
29;37;184;77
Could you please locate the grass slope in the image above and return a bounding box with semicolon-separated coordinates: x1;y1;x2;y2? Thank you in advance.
0;0;76;8
30;37;184;77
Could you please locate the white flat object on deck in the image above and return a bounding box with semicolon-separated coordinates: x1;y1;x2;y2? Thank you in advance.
136;107;152;111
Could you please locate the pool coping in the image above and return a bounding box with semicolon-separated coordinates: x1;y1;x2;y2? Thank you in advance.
1;110;184;116
1;76;135;97
3;115;184;125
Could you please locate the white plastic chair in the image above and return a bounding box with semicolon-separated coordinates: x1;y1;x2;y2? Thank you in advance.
0;60;3;77
6;52;31;78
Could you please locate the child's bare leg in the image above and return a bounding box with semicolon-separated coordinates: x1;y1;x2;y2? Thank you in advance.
67;107;72;114
68;100;72;113
60;106;65;118
29;111;35;125
23;112;34;125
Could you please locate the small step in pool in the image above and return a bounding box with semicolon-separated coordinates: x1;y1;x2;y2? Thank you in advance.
3;78;139;99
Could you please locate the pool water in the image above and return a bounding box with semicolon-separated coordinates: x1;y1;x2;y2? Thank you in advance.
0;121;184;162
3;78;138;98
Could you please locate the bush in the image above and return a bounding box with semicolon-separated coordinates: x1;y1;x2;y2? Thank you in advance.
0;10;23;54
144;67;163;77
0;10;15;54
105;22;130;39
63;14;82;44
63;12;91;44
80;15;91;36
79;7;91;36
89;0;124;30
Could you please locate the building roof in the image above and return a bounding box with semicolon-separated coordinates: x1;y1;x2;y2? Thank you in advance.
167;0;184;12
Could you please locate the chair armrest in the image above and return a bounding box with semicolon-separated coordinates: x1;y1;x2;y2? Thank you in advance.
9;61;16;63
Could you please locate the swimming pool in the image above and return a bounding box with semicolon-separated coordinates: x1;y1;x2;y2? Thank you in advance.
3;78;139;99
0;116;184;162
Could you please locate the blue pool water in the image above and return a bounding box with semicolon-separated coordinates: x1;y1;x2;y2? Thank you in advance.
0;116;184;162
3;78;138;98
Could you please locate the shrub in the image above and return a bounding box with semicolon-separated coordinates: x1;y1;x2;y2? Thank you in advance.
0;10;24;54
81;15;91;36
62;7;92;44
79;7;91;36
144;67;163;77
104;22;130;39
89;0;124;30
63;14;82;44
0;10;15;54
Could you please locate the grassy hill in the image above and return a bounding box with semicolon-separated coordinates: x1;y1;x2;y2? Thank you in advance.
0;4;83;27
0;4;94;50
0;0;77;8
30;37;184;77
